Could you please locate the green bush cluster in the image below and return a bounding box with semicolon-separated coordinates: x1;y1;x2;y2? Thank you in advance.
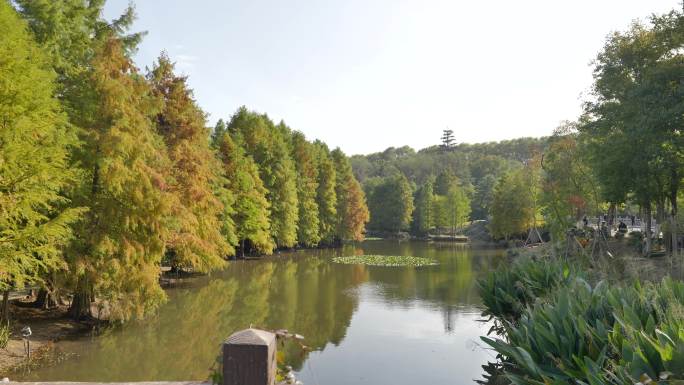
479;258;684;384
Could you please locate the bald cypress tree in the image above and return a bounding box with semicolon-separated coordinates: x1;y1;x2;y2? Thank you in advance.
68;37;173;320
215;132;274;255
291;132;321;246
148;53;232;272
14;0;169;319
227;108;299;248
331;148;369;241
0;2;84;319
314;142;338;244
14;0;145;130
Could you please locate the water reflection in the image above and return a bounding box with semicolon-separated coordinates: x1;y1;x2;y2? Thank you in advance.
17;241;504;384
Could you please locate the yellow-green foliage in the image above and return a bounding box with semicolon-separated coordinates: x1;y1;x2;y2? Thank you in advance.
431;181;471;231
332;148;370;241
291;132;321;247
0;2;84;292
72;37;172;320
314;142;338;243
216;133;274;254
489;164;542;240
3;0;371;321
227;108;299;248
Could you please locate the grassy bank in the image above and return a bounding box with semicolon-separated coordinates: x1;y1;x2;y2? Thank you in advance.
479;249;684;385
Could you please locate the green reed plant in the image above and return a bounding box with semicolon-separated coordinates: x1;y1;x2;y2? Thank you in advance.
483;280;615;384
481;274;684;385
609;279;684;384
478;257;578;329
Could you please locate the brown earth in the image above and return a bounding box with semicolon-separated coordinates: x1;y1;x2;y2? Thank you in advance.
0;301;96;377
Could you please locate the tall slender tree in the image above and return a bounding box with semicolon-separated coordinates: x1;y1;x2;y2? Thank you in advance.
148;53;232;272
215;132;274;255
67;37;173;320
331;149;370;241
444;183;471;232
412;178;435;235
227;108;299;248
0;2;84;319
314;142;338;244
434;170;456;196
291;132;321;246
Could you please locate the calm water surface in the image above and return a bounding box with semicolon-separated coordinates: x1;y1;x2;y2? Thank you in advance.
18;240;505;385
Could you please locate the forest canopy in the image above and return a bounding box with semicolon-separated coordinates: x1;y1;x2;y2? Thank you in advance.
350;7;684;251
351;138;547;236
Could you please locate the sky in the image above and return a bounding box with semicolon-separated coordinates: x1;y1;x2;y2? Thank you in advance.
104;0;682;155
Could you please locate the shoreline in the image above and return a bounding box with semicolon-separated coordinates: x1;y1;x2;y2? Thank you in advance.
0;242;352;377
0;238;502;378
0;245;336;378
0;303;97;377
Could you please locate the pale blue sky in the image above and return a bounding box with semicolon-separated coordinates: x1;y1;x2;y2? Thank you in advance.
104;0;682;155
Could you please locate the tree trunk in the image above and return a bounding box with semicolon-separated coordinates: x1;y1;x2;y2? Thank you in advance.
34;289;57;310
68;278;92;320
670;186;678;249
671;199;678;258
608;202;616;228
1;291;9;323
657;198;665;226
644;202;653;257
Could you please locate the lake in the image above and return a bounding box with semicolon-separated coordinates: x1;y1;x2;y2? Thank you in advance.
16;240;505;385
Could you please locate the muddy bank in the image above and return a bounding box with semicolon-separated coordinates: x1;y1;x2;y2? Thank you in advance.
0;302;97;377
0;270;218;377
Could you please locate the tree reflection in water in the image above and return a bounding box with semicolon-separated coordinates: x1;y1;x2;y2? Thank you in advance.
17;241;504;383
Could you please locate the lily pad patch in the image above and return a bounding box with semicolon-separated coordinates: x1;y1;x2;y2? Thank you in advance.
332;255;438;267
